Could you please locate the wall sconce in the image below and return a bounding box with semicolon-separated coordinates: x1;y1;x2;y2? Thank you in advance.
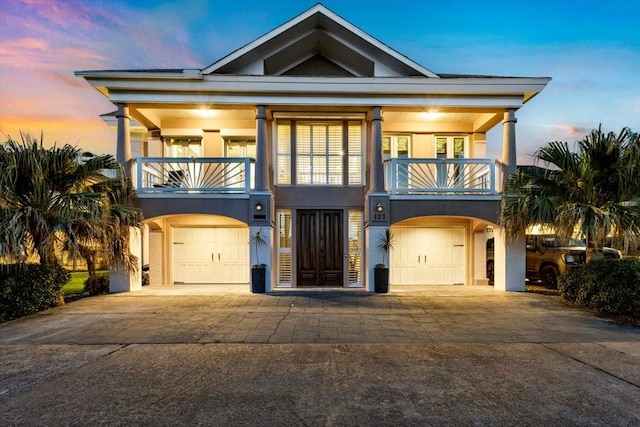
255;203;263;211
375;202;384;212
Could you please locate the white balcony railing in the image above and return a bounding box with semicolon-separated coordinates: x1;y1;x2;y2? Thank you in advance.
384;158;503;195
135;157;254;194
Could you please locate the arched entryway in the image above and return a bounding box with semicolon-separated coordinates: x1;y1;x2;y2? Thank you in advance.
389;216;496;286
143;214;249;286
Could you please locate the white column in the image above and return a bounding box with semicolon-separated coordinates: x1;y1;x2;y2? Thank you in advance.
116;103;132;180
369;107;384;193
249;225;275;291
255;106;269;191
109;227;142;292
501;109;518;180
493;228;525;292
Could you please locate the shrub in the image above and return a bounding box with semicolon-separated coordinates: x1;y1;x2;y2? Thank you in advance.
0;263;70;322
557;264;586;302
559;259;640;318
84;273;110;295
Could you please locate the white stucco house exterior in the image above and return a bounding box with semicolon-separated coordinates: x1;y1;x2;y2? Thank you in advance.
76;4;550;293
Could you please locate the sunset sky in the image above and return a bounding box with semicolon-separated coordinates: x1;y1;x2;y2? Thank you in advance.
1;0;639;163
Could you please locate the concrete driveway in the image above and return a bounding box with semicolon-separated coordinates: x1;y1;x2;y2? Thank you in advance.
1;285;639;426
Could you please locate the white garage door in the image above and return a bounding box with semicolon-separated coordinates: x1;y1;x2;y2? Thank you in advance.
391;227;465;285
172;227;249;284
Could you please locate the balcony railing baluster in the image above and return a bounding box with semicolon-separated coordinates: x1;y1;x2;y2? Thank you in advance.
136;157;500;196
383;158;501;195
136;157;254;194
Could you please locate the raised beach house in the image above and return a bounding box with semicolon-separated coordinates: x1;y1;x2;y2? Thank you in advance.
76;4;550;292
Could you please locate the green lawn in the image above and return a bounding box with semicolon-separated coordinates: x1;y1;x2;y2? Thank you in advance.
62;271;109;295
62;272;89;295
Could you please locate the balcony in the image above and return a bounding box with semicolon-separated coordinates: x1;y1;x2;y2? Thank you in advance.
384;158;504;196
134;157;503;198
135;157;254;196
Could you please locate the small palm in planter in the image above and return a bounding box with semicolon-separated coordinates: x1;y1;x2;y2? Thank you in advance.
250;228;267;293
375;229;394;293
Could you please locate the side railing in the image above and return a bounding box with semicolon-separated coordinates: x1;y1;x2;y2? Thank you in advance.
135;157;254;194
384;158;503;195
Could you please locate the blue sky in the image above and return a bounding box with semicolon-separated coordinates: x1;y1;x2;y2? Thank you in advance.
1;0;639;162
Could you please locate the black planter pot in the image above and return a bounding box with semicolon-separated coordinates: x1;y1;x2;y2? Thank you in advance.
374;267;389;293
251;267;266;293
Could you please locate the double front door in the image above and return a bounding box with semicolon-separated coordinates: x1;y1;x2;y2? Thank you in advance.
297;210;343;286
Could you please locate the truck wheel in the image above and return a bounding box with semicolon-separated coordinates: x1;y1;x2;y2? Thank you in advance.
540;265;559;289
486;261;494;285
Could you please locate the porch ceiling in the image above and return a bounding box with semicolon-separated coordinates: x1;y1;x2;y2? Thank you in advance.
137;107;255;121
132;106;499;134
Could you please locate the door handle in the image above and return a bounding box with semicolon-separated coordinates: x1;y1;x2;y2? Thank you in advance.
418;255;420;263
211;253;213;262
218;253;221;261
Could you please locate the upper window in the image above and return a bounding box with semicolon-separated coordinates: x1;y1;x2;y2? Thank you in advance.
224;137;256;159
166;137;202;157
225;137;256;189
382;135;411;160
435;136;466;159
276;120;363;186
297;122;342;185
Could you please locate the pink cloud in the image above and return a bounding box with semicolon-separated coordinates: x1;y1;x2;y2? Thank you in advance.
47;71;92;89
1;37;49;51
18;0;99;30
0;38;47;58
549;124;591;139
60;47;108;67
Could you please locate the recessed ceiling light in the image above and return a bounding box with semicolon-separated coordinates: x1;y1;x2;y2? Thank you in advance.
421;111;442;120
196;108;215;117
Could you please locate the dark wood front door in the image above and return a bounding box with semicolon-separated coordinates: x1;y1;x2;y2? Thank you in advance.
297;210;343;286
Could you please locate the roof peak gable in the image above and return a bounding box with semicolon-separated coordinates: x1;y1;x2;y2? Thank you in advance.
201;3;439;78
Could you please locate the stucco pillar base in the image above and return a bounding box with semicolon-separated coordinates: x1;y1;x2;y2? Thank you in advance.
109;227;142;293
493;228;526;292
364;225;390;293
250;225;275;292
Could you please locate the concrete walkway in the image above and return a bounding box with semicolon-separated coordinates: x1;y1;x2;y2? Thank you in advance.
1;285;639;425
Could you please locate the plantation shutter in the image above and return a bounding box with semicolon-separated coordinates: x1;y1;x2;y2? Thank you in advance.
276;121;291;184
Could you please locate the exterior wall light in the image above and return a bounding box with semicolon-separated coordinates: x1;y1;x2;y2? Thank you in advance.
255;203;263;211
375;202;384;212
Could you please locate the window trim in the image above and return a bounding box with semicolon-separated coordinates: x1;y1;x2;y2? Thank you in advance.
434;135;468;159
274;119;364;186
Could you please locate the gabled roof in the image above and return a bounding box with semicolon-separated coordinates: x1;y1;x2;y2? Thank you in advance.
74;3;551;109
201;3;439;78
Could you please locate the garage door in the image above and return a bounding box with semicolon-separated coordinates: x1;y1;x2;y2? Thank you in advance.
172;227;249;284
391;227;465;285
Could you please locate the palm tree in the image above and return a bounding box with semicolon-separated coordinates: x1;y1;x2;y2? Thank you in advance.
0;133;142;278
501;125;640;261
66;175;142;280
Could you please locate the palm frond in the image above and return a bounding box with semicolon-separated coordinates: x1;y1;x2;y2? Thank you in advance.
501;125;640;252
1;132;142;271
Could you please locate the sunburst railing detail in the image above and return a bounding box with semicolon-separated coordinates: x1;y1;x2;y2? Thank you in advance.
136;157;253;193
384;158;501;195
